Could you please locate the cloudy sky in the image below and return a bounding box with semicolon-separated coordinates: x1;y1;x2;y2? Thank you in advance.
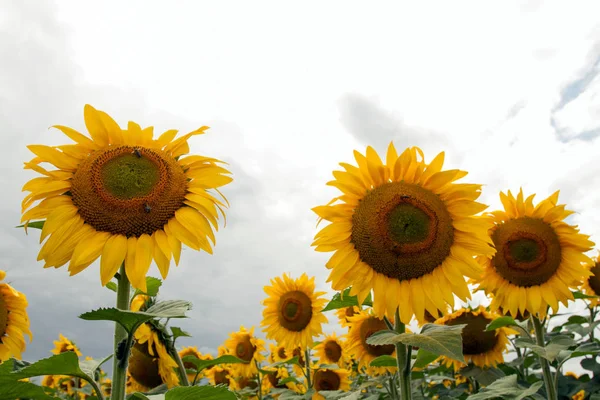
2;0;600;372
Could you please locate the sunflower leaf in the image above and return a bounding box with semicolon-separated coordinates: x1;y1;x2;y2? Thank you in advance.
79;354;113;380
369;355;396;368
322;287;372;311
573;291;599;300
105;281;118;293
145;299;192;318
413;348;440;369
132;276;163;298
0;380;55;400
15;220;45;231
465;374;543;400
163;386;236;399
170;326;192;342
269;356;302;368
181;354;245;372
486;316;531;337
460;364;506;386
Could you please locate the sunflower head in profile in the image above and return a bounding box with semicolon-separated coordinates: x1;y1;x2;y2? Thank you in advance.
335;306;360;328
475;189;595;318
346;310;396;372
435;306;512;370
261;273;328;349
312;368;351;400
312;144;494;322
224;325;266;377
0;270;32;361
313;332;350;367
178;346;208;384
21;105;232;291
51;333;82;357
581;254;600;306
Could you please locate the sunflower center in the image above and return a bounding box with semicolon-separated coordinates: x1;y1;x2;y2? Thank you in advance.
447;312;498;355
292;348;306;367
214;369;230;386
235;336;256;362
277;347;287;359
71;146;188;237
352;182;453;281
324;340;342;362
128;342;162;389
360;317;395;357
278;291;313;332
491;217;561;286
0;294;8;339
589;262;600;296
345;306;356;318
314;370;341;391
267;372;286;388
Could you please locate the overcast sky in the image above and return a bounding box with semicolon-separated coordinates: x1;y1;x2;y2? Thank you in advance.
2;0;600;373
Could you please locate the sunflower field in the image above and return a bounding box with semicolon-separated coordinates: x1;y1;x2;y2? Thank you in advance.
2;105;600;400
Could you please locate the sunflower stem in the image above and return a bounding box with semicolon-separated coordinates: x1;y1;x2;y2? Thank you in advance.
169;343;190;386
394;308;412;400
531;315;557;400
590;306;597;342
110;264;131;400
304;348;312;388
255;360;263;400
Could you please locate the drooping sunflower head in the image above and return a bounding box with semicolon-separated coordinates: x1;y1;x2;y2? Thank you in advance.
313;332;350;367
261;273;328;349
312;368;351;400
224;325;266;377
52;333;82;357
475;189;595;318
22;105;232;291
335;306;360;328
0;271;32;361
581;254;600;306
128;329;179;391
313;144;495;322
346;310;396;372
435;306;512;370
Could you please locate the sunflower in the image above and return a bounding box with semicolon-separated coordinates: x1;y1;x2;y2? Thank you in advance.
346;310;396;372
0;271;32;361
312;368;351;400
289;346;308;377
581;254;600;306
178;346;208;384
21;104;231;291
42;375;87;399
206;365;234;387
435;306;512;369
262;273;328;349
261;366;300;394
475;189;595;318
268;343;289;364
313;332;349;367
312;144;494;322
224;326;266;377
100;378;112;397
335;306;360;328
52;333;82;357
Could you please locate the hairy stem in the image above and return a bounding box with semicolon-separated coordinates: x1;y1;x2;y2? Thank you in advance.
110;265;131;400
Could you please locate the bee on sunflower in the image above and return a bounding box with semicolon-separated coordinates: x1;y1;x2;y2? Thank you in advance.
313;144;494;322
21;104;231;291
0;270;31;361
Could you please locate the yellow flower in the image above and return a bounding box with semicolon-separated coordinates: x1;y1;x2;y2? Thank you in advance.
0;270;32;361
475;189;595;318
335;306;360;328
261;273;328;349
581;254;600;306
21;104;231;291
224;326;266;377
178;346;210;384
313;332;350;367
312;144;494;322
435;306;512;369
205;365;234;387
268;343;289;364
312;368;351;400
260;367;299;395
345;310;396;372
52;333;82;357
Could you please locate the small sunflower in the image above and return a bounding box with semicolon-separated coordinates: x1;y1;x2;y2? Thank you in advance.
52;333;82;357
435;306;512;369
312;368;351;400
335;306;360;328
206;365;234;387
178;346;207;383
313;332;349;367
346;310;396;372
268;343;289;364
224;326;266;377
475;189;595;318
21;104;231;291
0;270;32;361
288;346;308;377
581;254;600;306
312;144;494;322
262;273;328;349
261;366;299;394
230;375;259;392
100;378;112;397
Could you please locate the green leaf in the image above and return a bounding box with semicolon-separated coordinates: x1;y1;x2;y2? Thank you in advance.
170;326;191;342
269;356;302;368
181;354;245;372
145;300;192;318
105;281;118;293
567;315;588;324
369;355;397;368
570;343;600;358
465;374;542;399
0;380;55;400
322;287;372;311
573;291;598;299
5;352;87;380
133;276;163;298
486;316;518;331
165;386;237;400
366;323;466;363
79;354;113;379
16;220;45;231
413;348;439;369
460;365;506;387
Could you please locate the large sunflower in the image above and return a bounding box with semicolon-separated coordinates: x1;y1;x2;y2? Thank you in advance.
345;310;396;372
581;254;600;306
21;105;231;291
312;368;351;400
262;273;328;349
51;333;82;357
312;144;494;322
224;325;266;377
475;190;595;318
0;270;31;361
435;306;512;369
313;332;349;367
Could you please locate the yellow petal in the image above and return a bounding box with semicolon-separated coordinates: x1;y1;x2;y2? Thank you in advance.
100;235;128;286
131;234;153;291
83;104;110;146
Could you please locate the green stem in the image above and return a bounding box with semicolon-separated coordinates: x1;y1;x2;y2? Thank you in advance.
590;306;597;342
531;316;557;400
84;377;105;400
395;308;411;400
110;265;131;400
511;338;525;379
304;348;312;388
169;344;190;386
255;361;263;400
